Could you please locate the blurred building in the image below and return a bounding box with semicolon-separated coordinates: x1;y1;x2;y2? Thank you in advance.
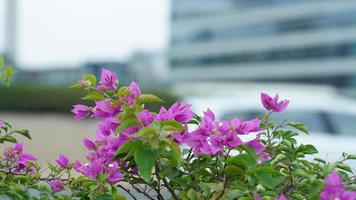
169;0;356;87
129;52;169;88
84;62;133;86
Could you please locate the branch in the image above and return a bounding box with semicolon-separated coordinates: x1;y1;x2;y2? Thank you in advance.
162;177;179;200
117;184;137;200
131;184;155;200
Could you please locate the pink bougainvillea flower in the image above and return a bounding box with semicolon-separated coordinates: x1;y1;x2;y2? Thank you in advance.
71;104;91;120
49;180;65;192
210;134;225;154
246;135;265;155
92;100;121;119
156;107;174;121
261;92;289;112
168;102;193;123
77;159;103;179
230;118;262;135
120;81;142;105
97;117;121;136
195;108;216;136
320;171;356;200
100;68;117;90
105;162;124;184
15;152;37;172
3;143;37;172
0;119;4;127
56;154;69;169
137;109;155;127
83;138;96;150
275;194;287;200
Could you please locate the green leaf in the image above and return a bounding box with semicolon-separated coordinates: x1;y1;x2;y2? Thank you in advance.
160;120;184;132
113;140;142;159
336;163;353;173
15;129;31;140
83;73;97;86
224;165;244;176
187;189;200;200
256;173;275;189
303;144;318;155
288;122;308;134
116;119;140;133
346;154;356;160
82;91;105;101
0;56;4;67
136;94;164;104
1;135;17;143
134;147;160;182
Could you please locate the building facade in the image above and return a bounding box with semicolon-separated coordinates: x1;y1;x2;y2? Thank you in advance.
169;0;356;87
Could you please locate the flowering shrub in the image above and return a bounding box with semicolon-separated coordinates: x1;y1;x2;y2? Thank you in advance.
1;67;356;199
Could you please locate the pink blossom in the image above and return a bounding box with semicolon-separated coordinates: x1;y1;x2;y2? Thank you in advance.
320;171;356;200
230;118;262;135
75;160;103;179
83;138;96;150
0;119;4;127
246;135;265;155
71;104;91;120
100;68;117;90
121;82;141;105
56;154;69;169
92;100;121;119
138;109;155;127
97;117;121;136
168;102;193;123
49;180;65;192
261;92;289;112
3;143;37;172
275;194;287;200
156;107;174;121
105;162;124;184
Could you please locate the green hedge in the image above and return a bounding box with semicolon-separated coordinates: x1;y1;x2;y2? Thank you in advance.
0;85;178;113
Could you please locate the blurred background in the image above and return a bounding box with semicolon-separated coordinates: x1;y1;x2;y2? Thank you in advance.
1;0;356;165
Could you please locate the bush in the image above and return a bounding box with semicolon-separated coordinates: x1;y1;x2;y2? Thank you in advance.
1;68;356;200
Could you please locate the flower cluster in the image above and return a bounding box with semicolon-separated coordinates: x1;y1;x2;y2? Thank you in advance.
2;143;37;173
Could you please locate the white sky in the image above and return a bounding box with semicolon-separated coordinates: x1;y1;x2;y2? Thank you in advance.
0;0;169;69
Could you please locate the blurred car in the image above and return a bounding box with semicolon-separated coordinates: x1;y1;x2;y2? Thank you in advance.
177;82;356;165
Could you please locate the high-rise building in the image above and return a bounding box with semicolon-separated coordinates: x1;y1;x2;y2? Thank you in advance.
169;0;356;87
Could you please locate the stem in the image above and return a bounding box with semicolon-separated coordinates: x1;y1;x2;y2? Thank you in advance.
131;184;155;200
162;177;179;200
117;184;138;200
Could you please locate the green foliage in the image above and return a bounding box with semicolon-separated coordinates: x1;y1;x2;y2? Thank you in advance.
0;56;15;86
0;85;177;112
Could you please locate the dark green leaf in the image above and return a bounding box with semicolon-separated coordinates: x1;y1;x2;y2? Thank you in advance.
113;140;142;159
134;147;160;182
83;73;97;86
1;135;17;143
136;94;164;104
160;120;184;132
15;129;31;140
288;122;308;134
82;91;105;100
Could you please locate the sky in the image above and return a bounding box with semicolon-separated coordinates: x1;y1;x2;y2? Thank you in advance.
0;0;169;69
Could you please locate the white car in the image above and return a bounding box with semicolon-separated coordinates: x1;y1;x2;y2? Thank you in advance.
175;82;356;166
